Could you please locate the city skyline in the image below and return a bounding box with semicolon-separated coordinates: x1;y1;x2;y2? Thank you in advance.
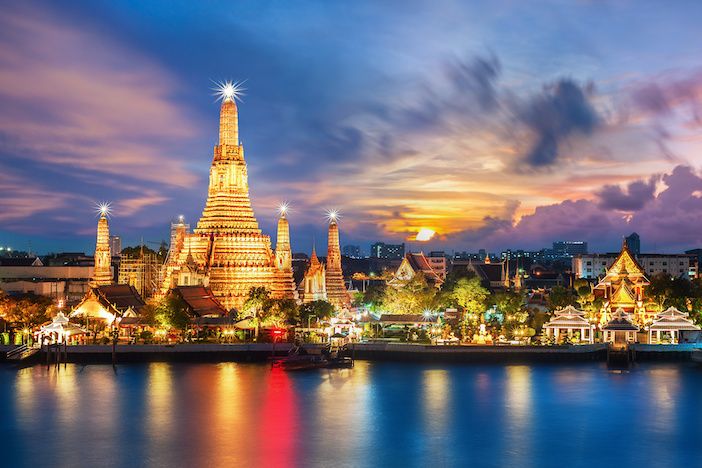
2;1;702;254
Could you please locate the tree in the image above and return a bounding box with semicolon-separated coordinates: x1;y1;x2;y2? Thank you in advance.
363;283;386;310
451;277;489;340
381;273;437;315
299;300;335;327
154;294;190;332
242;287;271;340
263;299;299;327
452;277;489;315
441;266;477;294
2;293;53;328
547;286;577;310
649;273;692;311
493;290;526;323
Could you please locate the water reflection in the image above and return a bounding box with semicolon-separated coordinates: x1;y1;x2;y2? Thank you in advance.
259;366;298;468
2;362;701;468
422;369;450;465
146;362;174;466
648;367;680;433
504;366;532;467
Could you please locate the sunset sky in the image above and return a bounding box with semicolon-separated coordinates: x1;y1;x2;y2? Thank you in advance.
2;1;702;255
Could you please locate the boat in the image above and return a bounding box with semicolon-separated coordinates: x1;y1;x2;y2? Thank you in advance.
271;343;354;370
271;354;328;371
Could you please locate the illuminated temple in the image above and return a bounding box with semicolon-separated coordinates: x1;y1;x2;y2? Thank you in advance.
299;215;351;310
324;215;352;310
160;87;297;311
593;240;654;324
92;208;113;286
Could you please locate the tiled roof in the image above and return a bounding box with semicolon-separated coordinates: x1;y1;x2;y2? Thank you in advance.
174;285;227;317
95;285;145;313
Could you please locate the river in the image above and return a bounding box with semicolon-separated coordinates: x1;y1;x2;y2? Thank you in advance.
1;362;700;467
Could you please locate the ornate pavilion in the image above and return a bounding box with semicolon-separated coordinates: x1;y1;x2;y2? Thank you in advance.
542;305;595;343
593;240;655;325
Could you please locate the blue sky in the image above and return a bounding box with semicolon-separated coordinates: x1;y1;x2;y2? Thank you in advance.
2;0;702;255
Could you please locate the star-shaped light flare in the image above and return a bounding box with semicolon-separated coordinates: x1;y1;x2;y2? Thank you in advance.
325;209;341;224
278;201;290;217
96;202;111;218
212;79;247;103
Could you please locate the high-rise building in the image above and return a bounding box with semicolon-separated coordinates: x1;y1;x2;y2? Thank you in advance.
552;241;588;256
159;88;297;310
370;242;405;260
109;236;122;257
625;232;641;256
342;245;361;258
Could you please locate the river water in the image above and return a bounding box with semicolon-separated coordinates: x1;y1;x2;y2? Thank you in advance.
1;361;701;468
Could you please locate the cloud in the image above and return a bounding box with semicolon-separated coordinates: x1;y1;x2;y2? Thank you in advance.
447;165;702;252
0;6;200;186
596;176;659;211
0;4;204;245
518;79;599;167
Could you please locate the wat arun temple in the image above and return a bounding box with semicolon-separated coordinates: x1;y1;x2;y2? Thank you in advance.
159;86;350;311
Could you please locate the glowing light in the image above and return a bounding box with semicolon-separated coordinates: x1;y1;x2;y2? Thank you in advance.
325;209;340;223
278;201;290;217
415;228;435;241
178;214;185;223
212;79;246;102
95;202;111;217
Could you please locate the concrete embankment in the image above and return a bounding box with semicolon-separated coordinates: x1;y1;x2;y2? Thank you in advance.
631;343;701;361
1;342;700;365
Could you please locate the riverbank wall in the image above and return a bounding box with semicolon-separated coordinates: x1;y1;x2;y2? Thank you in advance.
1;343;699;365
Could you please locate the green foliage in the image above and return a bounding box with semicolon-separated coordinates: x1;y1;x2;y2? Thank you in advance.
261;299;299;327
493;290;526;322
242;286;271;316
299;300;335;326
649;273;692;311
452;277;489;314
363;283;386;309
547;286;577;311
441;266;477;293
381;273;437;315
0;293;54;327
155;294;190;331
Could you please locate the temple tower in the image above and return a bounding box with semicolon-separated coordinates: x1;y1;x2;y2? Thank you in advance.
324;216;351;310
301;245;327;302
159;88;297;310
92;209;113;286
275;208;292;272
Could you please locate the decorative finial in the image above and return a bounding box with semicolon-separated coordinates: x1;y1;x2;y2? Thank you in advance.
96;202;111;218
278;201;290;218
325;209;340;224
212;79;246;103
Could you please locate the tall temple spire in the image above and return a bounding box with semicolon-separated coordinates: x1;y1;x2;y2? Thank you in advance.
219;97;239;147
92;206;113;286
325;213;351;310
275;205;292;271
